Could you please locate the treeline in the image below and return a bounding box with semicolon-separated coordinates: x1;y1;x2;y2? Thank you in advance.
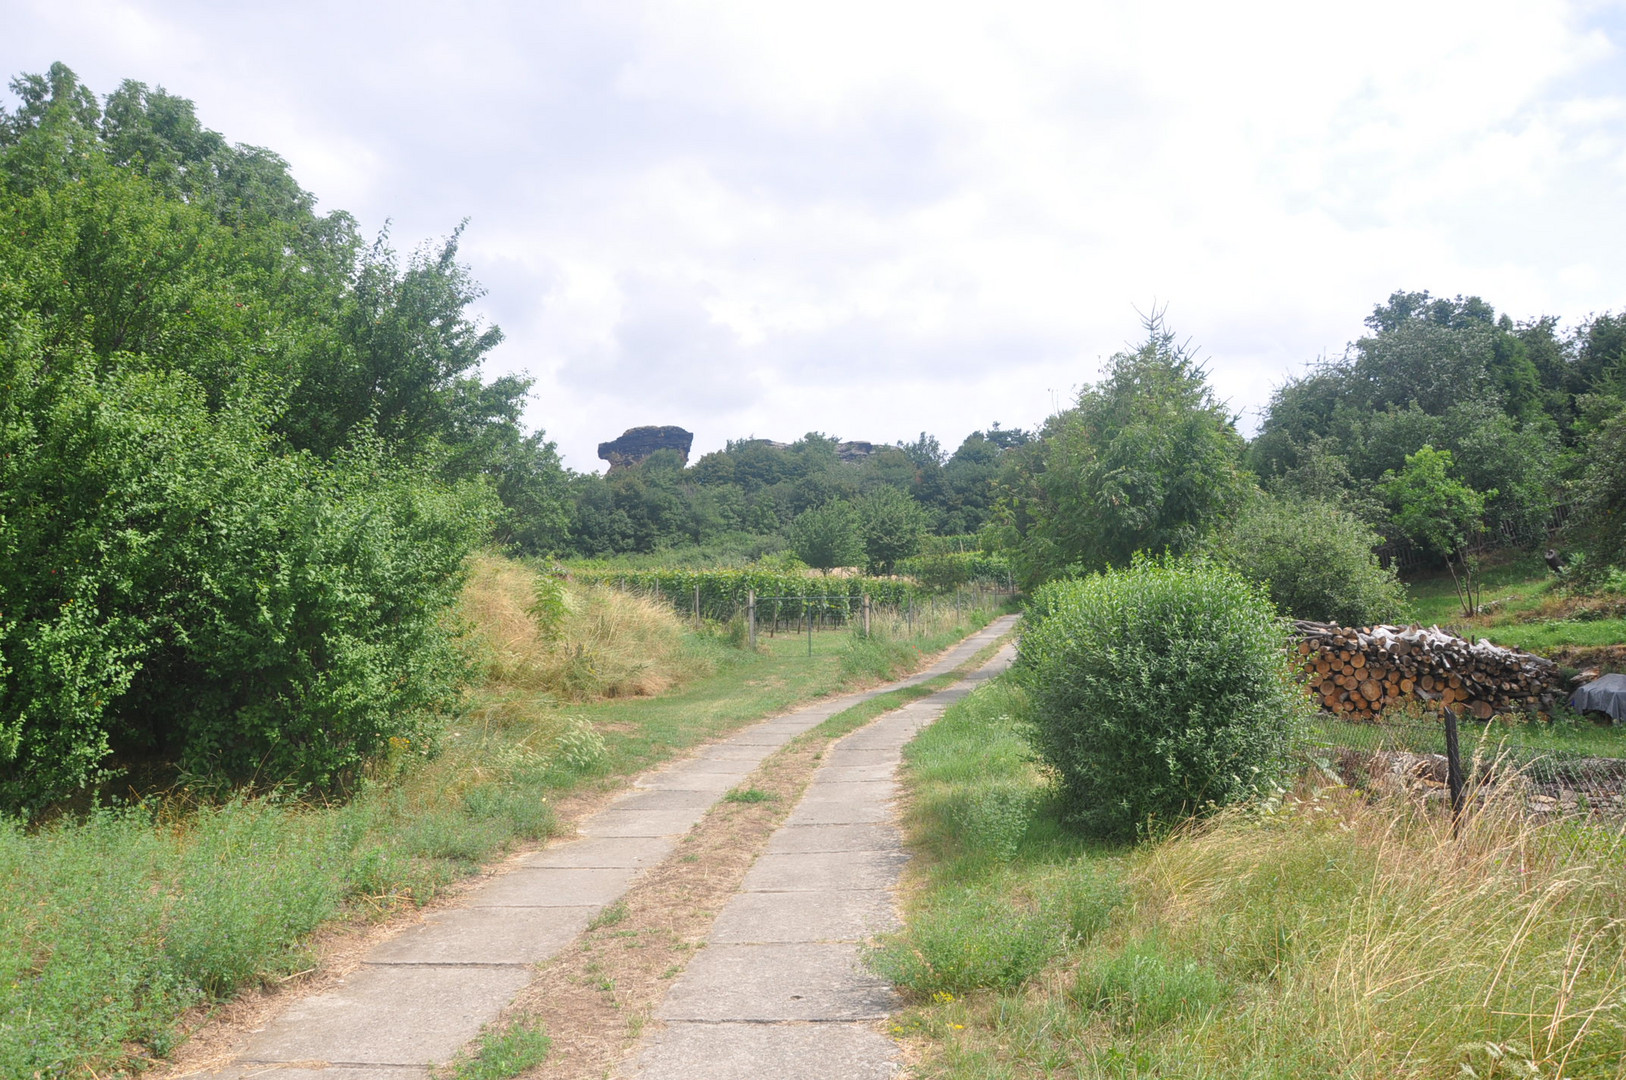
0;64;568;809
566;427;1029;562
991;295;1626;622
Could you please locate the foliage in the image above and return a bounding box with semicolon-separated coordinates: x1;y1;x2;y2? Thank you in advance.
854;486;928;574
896;551;1012;592
449;1020;552;1080
568;425;1031;558
788;499;865;571
1017;558;1310;838
994;314;1249;588
1250;290;1576;547
1379;445;1493;617
0;63;578;808
1201;494;1408;625
569;567;917;626
0;342;491;808
1565;398;1626;583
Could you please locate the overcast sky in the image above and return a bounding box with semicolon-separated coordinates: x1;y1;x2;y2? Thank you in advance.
6;1;1625;471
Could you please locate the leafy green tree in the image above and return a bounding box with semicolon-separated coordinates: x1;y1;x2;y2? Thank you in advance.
0;63;575;810
1201;494;1408;626
997;314;1249;586
1379;446;1494;617
789;501;864;573
1565;399;1626;583
855;486;927;574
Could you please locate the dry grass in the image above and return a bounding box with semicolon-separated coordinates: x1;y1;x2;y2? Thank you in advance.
1121;789;1626;1077
461;553;712;705
884;676;1626;1079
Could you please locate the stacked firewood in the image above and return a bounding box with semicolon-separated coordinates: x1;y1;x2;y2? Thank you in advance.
1293;620;1564;720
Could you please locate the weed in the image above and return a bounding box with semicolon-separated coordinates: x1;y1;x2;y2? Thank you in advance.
447;1018;551;1080
588;902;629;931
724;787;774;804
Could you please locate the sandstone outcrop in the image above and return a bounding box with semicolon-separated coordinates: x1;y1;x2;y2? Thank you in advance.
598;426;695;470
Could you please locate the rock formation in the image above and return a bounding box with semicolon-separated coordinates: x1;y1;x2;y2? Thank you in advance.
598;426;695;470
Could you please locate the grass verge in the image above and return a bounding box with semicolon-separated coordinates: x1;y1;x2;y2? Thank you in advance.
0;554;1003;1078
880;672;1626;1079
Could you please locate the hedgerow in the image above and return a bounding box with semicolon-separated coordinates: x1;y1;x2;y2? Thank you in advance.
568;568;916;625
0;346;492;810
895;551;1012;592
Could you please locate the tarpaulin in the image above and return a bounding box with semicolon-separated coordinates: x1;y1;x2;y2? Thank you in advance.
1571;674;1626;722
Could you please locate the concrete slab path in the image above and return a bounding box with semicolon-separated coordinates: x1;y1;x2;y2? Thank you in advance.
625;639;1018;1080
187;616;1017;1079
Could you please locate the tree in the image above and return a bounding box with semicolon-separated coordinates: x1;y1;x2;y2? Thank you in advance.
855;487;927;574
1201;494;1408;626
1565;399;1626;583
997;313;1249;586
789;501;864;573
1379;446;1494;618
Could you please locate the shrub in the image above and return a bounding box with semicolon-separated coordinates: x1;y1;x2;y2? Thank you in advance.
1201;494;1408;625
1018;558;1311;839
0;354;492;810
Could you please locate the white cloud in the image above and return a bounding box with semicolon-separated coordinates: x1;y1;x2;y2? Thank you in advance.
5;0;1624;467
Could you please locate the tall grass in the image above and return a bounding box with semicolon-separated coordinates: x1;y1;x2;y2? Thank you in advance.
4;553;996;1076
461;552;715;701
882;673;1626;1079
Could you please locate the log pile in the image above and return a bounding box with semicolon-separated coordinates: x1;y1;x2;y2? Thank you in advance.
1293;620;1565;720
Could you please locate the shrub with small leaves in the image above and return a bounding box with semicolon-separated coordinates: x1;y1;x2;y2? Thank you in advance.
1018;557;1311;839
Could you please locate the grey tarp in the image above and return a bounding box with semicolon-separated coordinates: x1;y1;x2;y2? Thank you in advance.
1571;674;1626;722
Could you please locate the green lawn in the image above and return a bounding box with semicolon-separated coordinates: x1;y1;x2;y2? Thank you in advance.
1403;551;1626;654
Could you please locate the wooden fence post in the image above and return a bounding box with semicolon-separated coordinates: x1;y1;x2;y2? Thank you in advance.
747;589;757;650
1444;704;1466;835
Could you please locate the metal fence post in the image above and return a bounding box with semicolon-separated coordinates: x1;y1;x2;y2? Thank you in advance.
747;588;756;650
806;596;813;657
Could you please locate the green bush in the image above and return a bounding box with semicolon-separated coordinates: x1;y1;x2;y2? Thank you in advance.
1018;558;1310;839
0;346;491;809
1201;494;1408;626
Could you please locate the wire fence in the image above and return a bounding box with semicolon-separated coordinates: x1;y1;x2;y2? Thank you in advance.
1307;706;1626;819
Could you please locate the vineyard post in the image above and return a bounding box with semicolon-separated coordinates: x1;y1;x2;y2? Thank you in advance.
693;583;701;629
863;593;871;638
806;595;813;657
747;589;757;649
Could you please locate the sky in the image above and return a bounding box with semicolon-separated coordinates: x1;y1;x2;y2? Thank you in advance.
5;0;1625;471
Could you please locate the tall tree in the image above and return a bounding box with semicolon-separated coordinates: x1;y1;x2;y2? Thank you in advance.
995;313;1249;586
